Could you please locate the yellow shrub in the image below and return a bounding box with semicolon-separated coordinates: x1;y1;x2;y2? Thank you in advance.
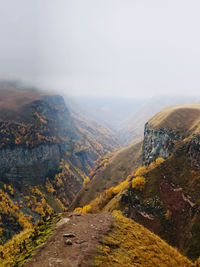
8;185;14;195
114;180;129;194
74;207;83;213
45;179;55;193
195;257;200;266
105;179;129;200
132;176;146;191
134;166;148;176
166;209;171;219
74;205;92;214
82;204;92;213
156;157;165;165
83;177;90;187
149;161;156;169
105;187;115;199
112;210;122;216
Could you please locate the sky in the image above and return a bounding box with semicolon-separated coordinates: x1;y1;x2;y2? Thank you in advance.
0;1;200;97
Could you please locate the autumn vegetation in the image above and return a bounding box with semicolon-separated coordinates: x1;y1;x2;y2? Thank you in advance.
73;157;165;214
94;211;194;267
0;216;55;266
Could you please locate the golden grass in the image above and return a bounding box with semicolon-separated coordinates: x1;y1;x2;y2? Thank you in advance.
0;87;48;111
149;104;200;135
94;211;194;267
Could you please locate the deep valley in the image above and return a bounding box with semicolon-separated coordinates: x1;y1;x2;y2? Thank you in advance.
0;84;200;266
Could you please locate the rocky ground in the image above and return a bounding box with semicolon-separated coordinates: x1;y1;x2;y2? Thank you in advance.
25;213;113;267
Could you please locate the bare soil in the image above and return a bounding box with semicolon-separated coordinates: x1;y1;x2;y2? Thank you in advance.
25;213;113;267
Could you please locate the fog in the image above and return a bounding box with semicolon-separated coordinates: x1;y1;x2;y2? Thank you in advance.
1;1;200;97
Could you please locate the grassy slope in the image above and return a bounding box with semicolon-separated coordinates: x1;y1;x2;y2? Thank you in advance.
0;87;47;110
94;212;194;267
149;104;200;135
0;86;50;124
71;139;143;209
72;113;121;153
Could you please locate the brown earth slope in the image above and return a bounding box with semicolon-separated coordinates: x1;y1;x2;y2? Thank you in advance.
24;212;194;267
25;213;113;267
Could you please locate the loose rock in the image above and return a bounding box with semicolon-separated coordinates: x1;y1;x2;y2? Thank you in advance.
63;234;76;238
65;239;73;246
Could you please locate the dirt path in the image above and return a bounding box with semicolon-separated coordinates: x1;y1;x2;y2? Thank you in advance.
25;213;113;267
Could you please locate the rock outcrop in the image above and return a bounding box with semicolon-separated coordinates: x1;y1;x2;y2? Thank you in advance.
187;134;200;170
0;95;75;186
142;122;183;164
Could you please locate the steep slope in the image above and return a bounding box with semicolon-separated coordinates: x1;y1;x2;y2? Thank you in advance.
85;103;200;261
71;139;142;209
17;212;194;267
71;113;121;174
0;84;120;245
95;211;194;267
143;104;200;164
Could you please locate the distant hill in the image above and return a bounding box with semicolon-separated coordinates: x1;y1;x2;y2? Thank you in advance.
65;95;146;132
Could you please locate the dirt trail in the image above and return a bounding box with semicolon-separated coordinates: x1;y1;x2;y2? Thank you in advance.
25;213;113;267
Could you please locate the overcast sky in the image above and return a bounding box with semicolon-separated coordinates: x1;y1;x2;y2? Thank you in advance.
0;1;200;97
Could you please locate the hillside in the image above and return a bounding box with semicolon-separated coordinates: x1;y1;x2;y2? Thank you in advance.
0;84;120;245
71;139;143;209
5;212;194;267
77;103;200;261
148;104;200;135
72;113;121;159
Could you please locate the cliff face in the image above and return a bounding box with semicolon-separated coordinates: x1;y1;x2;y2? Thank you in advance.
187;134;200;170
143;122;200;170
0;95;76;186
142;122;183;165
0;87;120;245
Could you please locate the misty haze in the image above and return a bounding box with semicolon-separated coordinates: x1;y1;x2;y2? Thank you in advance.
0;1;200;267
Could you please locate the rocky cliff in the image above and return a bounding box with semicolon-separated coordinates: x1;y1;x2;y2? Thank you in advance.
0;94;76;186
187;133;200;170
142;122;183;164
0;85;120;244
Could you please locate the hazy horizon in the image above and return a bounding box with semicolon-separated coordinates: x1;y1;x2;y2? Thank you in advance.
1;1;200;97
